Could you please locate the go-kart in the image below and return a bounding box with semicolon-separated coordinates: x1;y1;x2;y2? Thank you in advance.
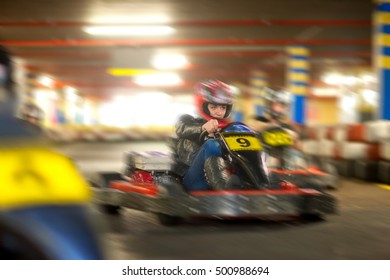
92;122;337;225
1;46;103;259
0;116;104;259
259;127;339;191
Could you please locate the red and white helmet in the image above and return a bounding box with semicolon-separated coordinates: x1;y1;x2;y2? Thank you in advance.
194;80;234;120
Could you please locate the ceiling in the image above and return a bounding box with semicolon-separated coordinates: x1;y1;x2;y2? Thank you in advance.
0;0;374;99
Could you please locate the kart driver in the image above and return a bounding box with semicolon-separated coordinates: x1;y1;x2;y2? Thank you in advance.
246;87;299;140
170;80;239;191
246;87;303;169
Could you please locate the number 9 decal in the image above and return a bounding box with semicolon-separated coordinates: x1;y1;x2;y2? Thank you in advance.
236;138;251;147
223;134;262;151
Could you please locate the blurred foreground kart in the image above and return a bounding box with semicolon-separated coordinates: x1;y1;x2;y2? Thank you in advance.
0;118;104;260
92;123;337;226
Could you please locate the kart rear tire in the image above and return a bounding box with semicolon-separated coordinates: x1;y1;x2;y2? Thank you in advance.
301;213;324;222
100;204;121;215
156;213;183;226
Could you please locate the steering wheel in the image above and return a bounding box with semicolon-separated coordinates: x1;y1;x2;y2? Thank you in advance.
199;129;210;143
199;121;229;143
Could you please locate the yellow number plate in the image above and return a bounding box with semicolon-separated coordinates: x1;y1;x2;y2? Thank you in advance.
0;147;91;209
262;131;293;146
223;135;263;151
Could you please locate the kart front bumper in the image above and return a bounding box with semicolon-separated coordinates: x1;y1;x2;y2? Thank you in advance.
92;186;337;218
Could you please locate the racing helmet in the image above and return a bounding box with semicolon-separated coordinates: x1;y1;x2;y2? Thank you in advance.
195;80;234;120
263;87;291;120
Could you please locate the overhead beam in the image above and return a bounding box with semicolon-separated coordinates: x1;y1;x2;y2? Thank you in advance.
15;50;371;59
0;20;371;27
1;39;371;47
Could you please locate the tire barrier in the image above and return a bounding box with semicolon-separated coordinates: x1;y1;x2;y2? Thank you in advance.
301;120;390;184
44;121;390;185
44;125;175;143
378;160;390;184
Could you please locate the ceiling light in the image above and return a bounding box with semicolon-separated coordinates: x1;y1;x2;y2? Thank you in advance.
83;25;175;36
312;87;338;97
133;73;182;86
151;54;189;70
322;73;344;85
361;89;378;105
360;73;376;84
135;91;171;102
343;76;359;86
37;76;54;88
89;15;170;24
65;87;79;102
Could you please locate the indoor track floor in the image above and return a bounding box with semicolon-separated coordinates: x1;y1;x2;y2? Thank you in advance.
57;141;390;260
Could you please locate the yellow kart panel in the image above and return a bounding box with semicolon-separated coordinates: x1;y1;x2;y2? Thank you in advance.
222;134;263;151
0;147;91;209
262;130;293;147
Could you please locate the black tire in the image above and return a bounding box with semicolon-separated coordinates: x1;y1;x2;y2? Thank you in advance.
379;161;390;184
156;213;183;226
301;213;324;222
100;204;121;215
204;156;229;190
335;159;355;178
353;160;379;182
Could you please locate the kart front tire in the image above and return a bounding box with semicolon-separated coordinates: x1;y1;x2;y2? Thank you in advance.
100;204;121;215
301;213;324;222
156;213;183;226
